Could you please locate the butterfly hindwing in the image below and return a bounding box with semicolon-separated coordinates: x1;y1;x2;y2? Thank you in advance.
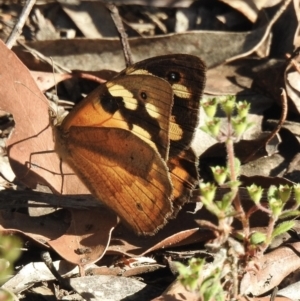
167;147;199;215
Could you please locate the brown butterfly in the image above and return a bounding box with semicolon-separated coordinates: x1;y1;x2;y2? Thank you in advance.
53;54;206;235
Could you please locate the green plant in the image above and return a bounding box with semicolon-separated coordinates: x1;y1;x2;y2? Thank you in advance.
176;258;224;301
0;235;22;301
176;96;299;300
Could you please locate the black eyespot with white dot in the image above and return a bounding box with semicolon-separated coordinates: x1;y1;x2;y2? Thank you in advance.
167;71;180;83
140;91;147;100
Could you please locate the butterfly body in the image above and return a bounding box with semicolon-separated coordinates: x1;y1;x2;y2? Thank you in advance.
54;54;206;235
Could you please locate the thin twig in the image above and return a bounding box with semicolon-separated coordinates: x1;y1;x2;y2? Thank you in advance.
106;3;133;67
6;0;36;49
41;251;73;290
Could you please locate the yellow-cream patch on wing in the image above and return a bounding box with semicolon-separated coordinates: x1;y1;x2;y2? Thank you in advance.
132;124;152;140
169;121;183;141
127;68;151;75
172;84;190;99
108;84;138;111
145;102;160;119
132;124;158;153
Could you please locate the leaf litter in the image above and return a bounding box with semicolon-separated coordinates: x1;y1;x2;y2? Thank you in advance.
1;1;300;300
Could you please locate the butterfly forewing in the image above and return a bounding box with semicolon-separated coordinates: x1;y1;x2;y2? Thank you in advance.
59;75;173;161
54;74;175;235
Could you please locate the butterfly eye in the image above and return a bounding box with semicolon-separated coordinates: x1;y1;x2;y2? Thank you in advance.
140;91;147;100
167;71;180;83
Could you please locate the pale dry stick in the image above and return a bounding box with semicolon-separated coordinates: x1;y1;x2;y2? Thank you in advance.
41;251;73;291
106;3;133;67
261;88;288;147
6;0;36;49
270;286;278;301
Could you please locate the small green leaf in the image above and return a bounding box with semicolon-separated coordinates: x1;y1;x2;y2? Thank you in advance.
0;236;22;263
250;232;266;245
294;184;300;205
219;191;235;211
279;210;300;219
272;221;295;239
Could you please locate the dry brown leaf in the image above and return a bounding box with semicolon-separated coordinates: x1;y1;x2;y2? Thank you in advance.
0;39;89;195
30;71;72;92
241;242;300;295
13;21;271;72
0;210;69;247
108;204;213;256
48;208;118;267
240;174;295;187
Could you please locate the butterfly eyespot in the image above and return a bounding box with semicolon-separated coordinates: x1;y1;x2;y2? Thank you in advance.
140;91;147;100
167;71;180;83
